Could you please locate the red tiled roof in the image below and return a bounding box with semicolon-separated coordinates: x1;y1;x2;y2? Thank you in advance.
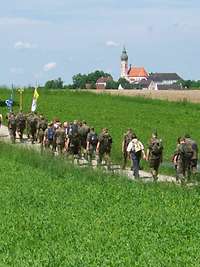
128;67;148;78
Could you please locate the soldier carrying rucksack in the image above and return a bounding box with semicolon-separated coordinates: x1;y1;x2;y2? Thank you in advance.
8;112;17;144
176;136;196;183
96;128;112;170
79;121;90;159
37;115;48;144
54;123;66;155
147;132;163;181
184;134;198;175
86;127;98;164
27;112;38;143
66;121;81;160
16;111;26;142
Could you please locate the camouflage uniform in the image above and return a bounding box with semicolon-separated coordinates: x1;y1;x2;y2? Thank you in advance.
97;129;112;169
79;123;90;148
16;111;26;142
54;126;66;155
8;113;17;143
67;122;81;159
37;117;48;144
26;113;32;140
148;137;163;181
185;137;198;175
122;130;134;169
79;122;90;159
86;128;98;164
29;114;39;144
176;139;194;183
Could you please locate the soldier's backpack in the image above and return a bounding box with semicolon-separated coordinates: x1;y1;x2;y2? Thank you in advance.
180;142;194;159
30;117;37;129
40;120;47;131
17;114;26;128
47;128;54;141
68;124;78;138
79;125;89;138
125;133;133;145
10;116;16;128
151;140;163;155
89;133;98;146
101;134;112;151
56;130;66;144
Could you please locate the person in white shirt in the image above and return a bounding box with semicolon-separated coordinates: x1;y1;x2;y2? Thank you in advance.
127;134;146;178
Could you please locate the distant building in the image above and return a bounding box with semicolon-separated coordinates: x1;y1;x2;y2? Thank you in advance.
96;76;112;90
146;73;183;90
148;82;183;90
120;47;184;90
120;47;148;83
148;73;182;85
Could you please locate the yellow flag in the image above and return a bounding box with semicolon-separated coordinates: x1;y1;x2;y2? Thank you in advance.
31;87;39;112
33;87;39;100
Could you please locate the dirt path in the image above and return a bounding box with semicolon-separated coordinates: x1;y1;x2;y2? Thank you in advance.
0;125;183;184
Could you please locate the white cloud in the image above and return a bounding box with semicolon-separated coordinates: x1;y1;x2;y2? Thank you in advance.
43;62;57;72
10;67;24;75
106;40;120;47
14;41;37;50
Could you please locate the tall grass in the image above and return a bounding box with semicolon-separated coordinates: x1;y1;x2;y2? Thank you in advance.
0;142;200;266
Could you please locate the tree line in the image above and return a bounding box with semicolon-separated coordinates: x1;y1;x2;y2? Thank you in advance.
43;71;200;90
43;70;140;90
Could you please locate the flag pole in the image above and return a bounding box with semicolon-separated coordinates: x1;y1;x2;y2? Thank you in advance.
11;83;14;112
18;87;24;111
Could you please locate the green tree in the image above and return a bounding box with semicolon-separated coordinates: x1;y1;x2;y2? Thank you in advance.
118;78;133;89
44;78;64;89
72;73;88;89
72;70;112;89
106;80;119;89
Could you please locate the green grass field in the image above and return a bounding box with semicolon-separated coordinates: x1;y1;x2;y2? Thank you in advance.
0;142;200;266
1;89;200;174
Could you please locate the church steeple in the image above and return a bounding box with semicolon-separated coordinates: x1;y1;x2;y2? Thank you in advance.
120;46;128;78
121;46;128;61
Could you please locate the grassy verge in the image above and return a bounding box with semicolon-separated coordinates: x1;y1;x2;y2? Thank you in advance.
0;143;200;266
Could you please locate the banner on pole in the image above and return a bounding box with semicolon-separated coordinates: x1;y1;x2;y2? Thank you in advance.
31;87;39;112
5;99;13;111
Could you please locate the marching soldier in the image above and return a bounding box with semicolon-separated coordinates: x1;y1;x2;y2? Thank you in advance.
96;128;112;170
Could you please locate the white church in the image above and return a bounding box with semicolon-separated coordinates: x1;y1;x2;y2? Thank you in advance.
120;47;149;83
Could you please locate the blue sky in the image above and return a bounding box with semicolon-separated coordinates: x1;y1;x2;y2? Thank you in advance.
0;0;200;86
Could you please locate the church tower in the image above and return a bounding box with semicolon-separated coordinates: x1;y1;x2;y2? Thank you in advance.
120;47;128;78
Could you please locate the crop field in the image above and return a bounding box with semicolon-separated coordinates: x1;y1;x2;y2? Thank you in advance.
91;89;200;103
1;89;200;174
0;142;200;266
